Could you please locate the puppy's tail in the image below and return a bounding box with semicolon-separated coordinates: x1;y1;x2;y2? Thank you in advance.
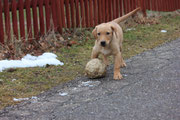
113;7;141;24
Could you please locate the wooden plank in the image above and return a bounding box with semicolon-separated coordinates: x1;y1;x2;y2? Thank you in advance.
32;0;39;38
4;0;11;41
93;0;98;26
116;0;119;18
132;0;135;10
126;0;130;13
12;0;19;39
109;0;113;21
38;0;45;35
51;0;57;31
84;0;89;27
65;0;70;28
105;0;109;22
75;0;80;27
98;0;102;23
102;0;105;22
60;0;65;27
119;0;123;16
146;0;151;10
56;0;63;33
123;0;127;14
25;0;32;39
89;0;93;26
80;0;85;27
0;1;4;43
70;0;75;28
112;0;116;19
19;0;25;39
157;0;161;11
44;0;51;32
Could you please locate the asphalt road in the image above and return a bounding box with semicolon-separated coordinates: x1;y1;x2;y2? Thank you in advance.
0;39;180;120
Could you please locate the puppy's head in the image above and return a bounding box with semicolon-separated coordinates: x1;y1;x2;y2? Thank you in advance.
92;23;117;47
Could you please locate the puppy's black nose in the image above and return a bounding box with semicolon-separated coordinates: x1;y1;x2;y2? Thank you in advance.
101;41;106;47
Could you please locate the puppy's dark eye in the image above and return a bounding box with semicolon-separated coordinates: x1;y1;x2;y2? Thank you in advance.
97;33;101;36
106;32;110;35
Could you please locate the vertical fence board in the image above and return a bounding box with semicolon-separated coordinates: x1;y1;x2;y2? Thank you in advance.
39;0;45;35
126;0;130;13
119;0;123;16
123;0;127;14
116;0;119;18
93;0;98;26
108;0;113;21
51;0;58;31
12;0;18;39
146;0;150;10
84;0;89;27
105;0;109;22
44;0;50;32
112;0;116;19
80;0;85;27
65;0;70;28
56;0;63;33
0;1;4;43
75;0;80;27
19;0;25;39
60;0;65;28
32;0;39;38
70;0;75;28
102;0;105;22
4;0;11;41
98;0;102;23
25;0;32;39
89;0;93;26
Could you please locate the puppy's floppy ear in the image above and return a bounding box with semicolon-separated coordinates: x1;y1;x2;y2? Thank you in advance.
92;26;97;39
111;25;118;38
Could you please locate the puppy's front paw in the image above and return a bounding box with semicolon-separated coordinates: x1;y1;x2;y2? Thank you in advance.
113;72;123;80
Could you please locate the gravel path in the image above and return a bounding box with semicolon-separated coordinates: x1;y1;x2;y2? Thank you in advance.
0;39;180;120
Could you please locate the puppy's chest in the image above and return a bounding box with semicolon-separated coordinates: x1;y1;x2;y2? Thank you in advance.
100;48;112;55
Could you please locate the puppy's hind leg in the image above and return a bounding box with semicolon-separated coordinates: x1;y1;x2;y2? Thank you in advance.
120;45;126;68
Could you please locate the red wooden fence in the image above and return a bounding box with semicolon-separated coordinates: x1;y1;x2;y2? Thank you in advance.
0;0;180;44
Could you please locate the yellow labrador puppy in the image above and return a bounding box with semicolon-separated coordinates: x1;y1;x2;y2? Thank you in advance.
91;8;140;80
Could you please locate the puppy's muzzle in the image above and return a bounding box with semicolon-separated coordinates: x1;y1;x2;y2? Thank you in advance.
100;41;106;47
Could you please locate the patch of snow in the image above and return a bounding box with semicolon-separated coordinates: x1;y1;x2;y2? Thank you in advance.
12;79;17;82
31;96;38;103
79;81;101;87
59;92;68;96
81;81;93;87
161;30;167;33
126;28;136;31
13;97;29;102
123;74;128;77
0;52;64;72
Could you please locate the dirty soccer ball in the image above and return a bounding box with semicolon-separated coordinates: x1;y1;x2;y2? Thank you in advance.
85;58;106;78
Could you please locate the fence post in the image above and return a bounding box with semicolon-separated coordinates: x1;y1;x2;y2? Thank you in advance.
12;0;19;39
25;0;32;39
139;0;146;17
39;0;45;35
4;0;11;42
0;1;4;44
56;0;63;34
